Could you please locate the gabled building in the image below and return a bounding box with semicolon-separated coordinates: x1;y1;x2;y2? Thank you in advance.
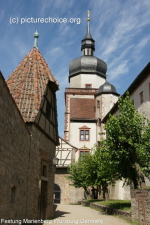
54;137;85;204
0;32;59;219
101;62;150;200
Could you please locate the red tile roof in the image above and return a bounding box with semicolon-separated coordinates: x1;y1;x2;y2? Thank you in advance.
6;47;59;122
70;98;96;119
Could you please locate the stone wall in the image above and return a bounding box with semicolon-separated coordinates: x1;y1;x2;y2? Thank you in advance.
55;168;84;204
27;124;56;219
0;73;56;220
131;189;150;225
0;73;31;220
81;201;131;221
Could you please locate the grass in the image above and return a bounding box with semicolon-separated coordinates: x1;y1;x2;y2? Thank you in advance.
86;200;143;225
86;199;131;211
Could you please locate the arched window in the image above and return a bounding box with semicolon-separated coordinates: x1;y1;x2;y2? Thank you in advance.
54;184;61;204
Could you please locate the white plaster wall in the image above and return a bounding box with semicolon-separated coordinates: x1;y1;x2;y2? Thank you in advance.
109;181;131;200
101;94;118;119
113;76;150;118
69;122;97;161
70;74;105;88
130;76;150;119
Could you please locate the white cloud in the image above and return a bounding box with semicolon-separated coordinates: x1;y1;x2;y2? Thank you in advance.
108;60;129;81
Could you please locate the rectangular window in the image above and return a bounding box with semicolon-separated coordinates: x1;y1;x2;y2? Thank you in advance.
79;150;89;159
131;99;134;106
80;130;89;141
97;141;100;148
85;130;89;140
97;100;100;108
139;91;143;104
46;101;51;119
87;48;89;55
80;130;84;140
85;84;92;89
42;165;47;177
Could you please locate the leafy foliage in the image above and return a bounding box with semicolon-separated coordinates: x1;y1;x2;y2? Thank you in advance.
67;146;115;200
104;92;150;188
67;92;150;197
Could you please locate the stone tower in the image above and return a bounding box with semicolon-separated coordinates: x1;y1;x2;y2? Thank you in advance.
64;11;119;157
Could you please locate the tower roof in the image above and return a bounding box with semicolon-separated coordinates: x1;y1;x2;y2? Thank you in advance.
7;47;59;122
81;10;95;52
96;79;119;97
69;55;107;80
69;11;107;82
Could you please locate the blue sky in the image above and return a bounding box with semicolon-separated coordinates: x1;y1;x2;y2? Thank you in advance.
0;0;150;137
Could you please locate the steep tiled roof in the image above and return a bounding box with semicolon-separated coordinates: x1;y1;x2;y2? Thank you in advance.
6;47;59;122
70;98;96;119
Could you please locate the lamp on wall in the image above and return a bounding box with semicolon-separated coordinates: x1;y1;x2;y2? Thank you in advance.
52;157;59;166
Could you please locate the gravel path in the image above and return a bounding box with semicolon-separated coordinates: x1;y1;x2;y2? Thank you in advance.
44;204;130;225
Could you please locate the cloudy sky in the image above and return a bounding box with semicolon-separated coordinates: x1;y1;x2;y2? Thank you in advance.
1;0;150;137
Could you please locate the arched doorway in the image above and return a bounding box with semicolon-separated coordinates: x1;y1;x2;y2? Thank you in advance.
54;184;61;203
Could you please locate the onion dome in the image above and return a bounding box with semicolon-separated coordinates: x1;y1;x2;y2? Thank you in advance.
96;79;119;97
69;56;107;80
69;11;107;82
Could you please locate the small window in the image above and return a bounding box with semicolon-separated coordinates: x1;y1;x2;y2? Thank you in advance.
85;84;92;89
79;150;89;159
80;130;84;140
139;91;143;104
97;141;100;148
46;101;51;119
80;130;89;141
97;100;100;108
131;99;134;106
42;165;48;177
11;186;16;203
87;48;89;55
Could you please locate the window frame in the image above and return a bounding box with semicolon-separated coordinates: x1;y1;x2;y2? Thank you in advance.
85;84;92;89
139;91;143;104
97;100;100;108
79;129;90;141
79;149;89;158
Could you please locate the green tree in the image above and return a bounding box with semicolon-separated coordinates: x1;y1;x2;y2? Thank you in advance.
94;140;117;200
67;152;97;198
104;92;150;189
67;146;116;200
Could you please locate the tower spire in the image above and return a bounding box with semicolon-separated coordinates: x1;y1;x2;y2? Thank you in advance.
34;30;39;48
81;11;95;56
86;10;92;39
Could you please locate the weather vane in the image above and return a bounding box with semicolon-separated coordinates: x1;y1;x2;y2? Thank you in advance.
87;10;90;21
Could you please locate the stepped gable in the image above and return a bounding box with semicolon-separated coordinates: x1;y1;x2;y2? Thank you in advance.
6;47;59;122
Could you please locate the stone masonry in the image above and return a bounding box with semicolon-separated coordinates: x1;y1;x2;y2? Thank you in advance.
0;72;31;219
131;189;150;225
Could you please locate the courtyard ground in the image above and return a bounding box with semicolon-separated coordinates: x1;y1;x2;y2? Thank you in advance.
45;204;130;225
